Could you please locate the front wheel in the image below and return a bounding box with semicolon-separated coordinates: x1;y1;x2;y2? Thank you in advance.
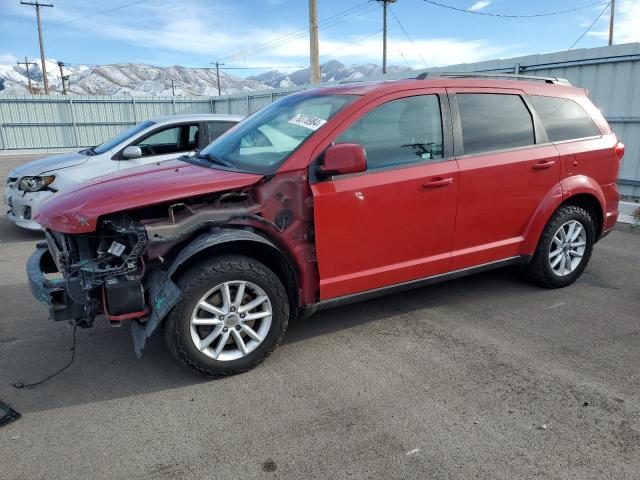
524;205;595;288
164;255;289;377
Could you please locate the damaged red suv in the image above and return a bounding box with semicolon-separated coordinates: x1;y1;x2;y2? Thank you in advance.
28;74;624;376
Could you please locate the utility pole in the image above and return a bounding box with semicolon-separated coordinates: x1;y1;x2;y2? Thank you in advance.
21;1;54;94
17;57;36;94
608;0;615;46
57;60;68;94
308;0;321;83
377;0;397;74
215;62;224;95
171;79;175;97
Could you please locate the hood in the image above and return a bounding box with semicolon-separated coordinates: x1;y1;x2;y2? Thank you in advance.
13;151;90;176
34;159;264;234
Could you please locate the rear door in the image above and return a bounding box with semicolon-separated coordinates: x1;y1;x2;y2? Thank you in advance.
311;89;459;299
447;88;560;269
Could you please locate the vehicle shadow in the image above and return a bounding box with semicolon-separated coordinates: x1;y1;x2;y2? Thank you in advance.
0;266;536;415
0;216;44;243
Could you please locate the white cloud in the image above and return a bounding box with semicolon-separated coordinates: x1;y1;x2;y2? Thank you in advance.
469;1;491;12
586;0;640;43
0;53;17;63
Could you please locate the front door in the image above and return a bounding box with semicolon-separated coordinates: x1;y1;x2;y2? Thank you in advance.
119;123;200;169
311;91;459;300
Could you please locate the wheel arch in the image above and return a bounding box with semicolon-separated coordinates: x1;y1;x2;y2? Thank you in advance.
167;228;299;312
521;177;606;255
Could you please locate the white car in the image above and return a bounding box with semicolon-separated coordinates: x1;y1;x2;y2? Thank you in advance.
4;114;242;230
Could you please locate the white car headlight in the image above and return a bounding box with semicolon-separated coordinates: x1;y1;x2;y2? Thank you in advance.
18;175;55;192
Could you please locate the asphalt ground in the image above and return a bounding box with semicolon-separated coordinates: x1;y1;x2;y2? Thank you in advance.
0;153;639;479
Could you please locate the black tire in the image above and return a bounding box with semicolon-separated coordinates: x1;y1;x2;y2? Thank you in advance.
164;254;289;377
524;205;595;288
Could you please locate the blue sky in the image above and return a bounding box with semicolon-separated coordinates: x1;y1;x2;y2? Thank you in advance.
1;0;638;76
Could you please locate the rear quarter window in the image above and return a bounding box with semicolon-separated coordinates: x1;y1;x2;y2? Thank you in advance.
456;93;535;156
529;95;600;142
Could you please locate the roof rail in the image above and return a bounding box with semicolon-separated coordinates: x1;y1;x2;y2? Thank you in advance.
414;71;572;86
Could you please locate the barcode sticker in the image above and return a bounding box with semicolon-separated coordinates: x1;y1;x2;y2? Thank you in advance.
108;241;126;257
287;113;327;131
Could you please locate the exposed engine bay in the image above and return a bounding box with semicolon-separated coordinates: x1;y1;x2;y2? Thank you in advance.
29;171;318;355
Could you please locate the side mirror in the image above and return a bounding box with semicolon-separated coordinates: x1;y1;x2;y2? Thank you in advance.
122;146;142;159
319;143;366;177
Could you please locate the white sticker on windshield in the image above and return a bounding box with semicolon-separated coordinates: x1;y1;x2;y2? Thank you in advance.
287;113;327;131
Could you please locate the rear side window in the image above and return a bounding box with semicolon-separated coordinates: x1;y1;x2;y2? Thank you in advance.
529;95;600;142
457;94;535;156
336;95;444;170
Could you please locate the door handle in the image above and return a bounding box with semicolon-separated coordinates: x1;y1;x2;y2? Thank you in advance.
533;160;556;170
422;177;453;188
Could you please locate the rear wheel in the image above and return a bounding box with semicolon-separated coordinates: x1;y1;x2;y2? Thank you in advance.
525;205;595;288
164;255;289;377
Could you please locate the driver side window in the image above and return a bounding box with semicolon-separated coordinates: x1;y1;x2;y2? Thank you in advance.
336;95;443;170
134;124;197;157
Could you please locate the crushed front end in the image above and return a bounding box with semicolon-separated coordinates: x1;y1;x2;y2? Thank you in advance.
27;214;150;328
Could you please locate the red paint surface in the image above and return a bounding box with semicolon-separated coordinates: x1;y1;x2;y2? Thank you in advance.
33;78;622;305
34;160;263;233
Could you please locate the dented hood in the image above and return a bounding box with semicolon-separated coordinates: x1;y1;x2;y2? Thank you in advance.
34;159;263;234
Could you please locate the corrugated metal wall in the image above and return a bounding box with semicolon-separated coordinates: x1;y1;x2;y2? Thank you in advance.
1;43;639;195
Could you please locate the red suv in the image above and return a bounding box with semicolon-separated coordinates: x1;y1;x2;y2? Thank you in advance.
28;74;624;376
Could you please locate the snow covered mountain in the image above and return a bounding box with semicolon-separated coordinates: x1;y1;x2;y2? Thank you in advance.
248;60;413;88
0;59;414;96
0;60;270;96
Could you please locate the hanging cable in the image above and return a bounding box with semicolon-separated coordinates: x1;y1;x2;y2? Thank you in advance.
223;1;379;62
45;0;155;30
388;7;428;68
568;1;612;50
419;0;603;18
320;29;383;59
12;323;78;389
387;31;412;68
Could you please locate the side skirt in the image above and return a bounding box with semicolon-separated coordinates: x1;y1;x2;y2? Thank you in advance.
301;255;530;318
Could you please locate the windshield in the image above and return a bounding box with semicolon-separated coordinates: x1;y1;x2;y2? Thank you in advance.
197;93;356;173
92;120;155;155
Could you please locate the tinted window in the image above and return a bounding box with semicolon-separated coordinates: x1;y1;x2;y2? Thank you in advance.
207;121;236;142
336;95;443;170
529;95;600;142
457;94;534;155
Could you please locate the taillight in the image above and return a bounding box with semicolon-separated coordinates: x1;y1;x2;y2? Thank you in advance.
614;141;625;161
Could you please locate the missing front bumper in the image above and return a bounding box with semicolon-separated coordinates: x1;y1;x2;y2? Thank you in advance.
26;246;86;322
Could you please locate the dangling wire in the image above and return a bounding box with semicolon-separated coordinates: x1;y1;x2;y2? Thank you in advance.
12;323;78;389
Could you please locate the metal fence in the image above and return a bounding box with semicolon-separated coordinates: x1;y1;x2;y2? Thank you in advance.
1;43;639;195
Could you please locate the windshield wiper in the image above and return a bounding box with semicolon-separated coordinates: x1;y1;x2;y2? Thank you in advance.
194;153;237;169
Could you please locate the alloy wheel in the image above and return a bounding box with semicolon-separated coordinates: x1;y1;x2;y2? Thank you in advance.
189;280;273;361
548;220;587;277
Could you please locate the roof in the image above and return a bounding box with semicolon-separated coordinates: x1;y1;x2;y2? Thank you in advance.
151;113;244;125
298;77;585;98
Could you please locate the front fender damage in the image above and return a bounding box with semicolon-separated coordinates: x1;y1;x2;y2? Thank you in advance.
130;228;283;356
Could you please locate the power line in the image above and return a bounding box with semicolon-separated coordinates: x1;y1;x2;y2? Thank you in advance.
419;0;603;18
222;2;380;62
222;1;372;62
387;31;412;68
44;0;154;30
388;6;427;68
320;29;383;59
568;1;612;50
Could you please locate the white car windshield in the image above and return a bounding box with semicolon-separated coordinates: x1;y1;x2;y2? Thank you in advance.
92;120;155;155
196;93;356;174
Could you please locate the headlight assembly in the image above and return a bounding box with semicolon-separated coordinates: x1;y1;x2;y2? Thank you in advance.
18;175;55;192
